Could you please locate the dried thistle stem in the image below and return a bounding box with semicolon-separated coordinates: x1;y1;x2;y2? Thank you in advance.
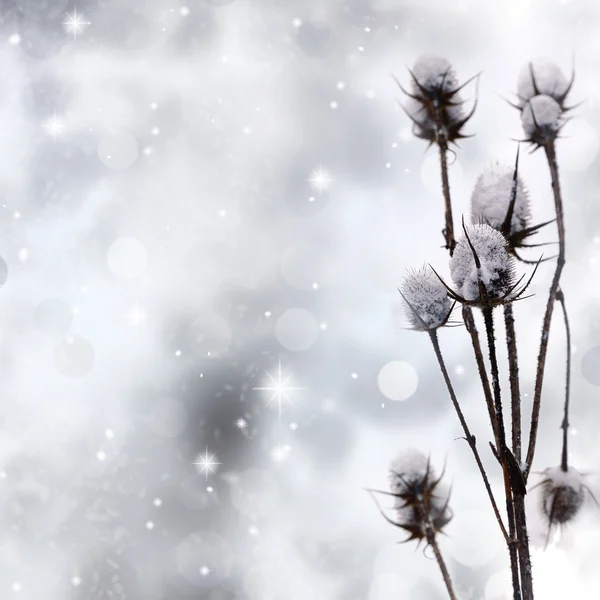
429;329;509;544
462;306;500;446
557;289;571;472
437;132;456;255
422;510;458;600
504;304;534;600
525;141;566;479
482;307;522;600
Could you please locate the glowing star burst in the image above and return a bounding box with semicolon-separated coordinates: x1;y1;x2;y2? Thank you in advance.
43;112;64;143
307;164;333;195
63;7;90;40
253;358;304;418
235;418;248;430
199;565;211;577
126;305;148;327
193;447;220;481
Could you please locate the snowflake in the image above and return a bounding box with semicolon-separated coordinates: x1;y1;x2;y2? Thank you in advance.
253;358;303;418
63;7;91;40
194;447;220;481
235;418;248;430
199;565;211;577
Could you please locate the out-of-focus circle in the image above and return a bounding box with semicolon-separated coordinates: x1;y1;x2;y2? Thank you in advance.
98;132;139;170
581;346;600;386
145;397;188;438
107;237;147;279
54;335;95;378
0;257;9;287
34;298;73;336
377;361;418;401
275;308;319;351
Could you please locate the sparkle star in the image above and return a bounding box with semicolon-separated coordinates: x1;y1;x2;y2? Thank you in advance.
43;112;64;143
193;447;220;481
126;305;148;327
307;164;333;195
253;358;303;418
63;7;91;40
199;565;211;577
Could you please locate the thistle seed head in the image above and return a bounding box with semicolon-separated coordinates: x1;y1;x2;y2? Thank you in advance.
517;59;571;109
388;450;452;544
411;55;459;98
471;163;531;237
449;223;516;304
400;266;454;331
396;54;477;144
539;466;585;527
521;95;563;147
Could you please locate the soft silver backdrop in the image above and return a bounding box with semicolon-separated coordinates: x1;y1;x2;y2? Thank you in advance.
1;0;600;598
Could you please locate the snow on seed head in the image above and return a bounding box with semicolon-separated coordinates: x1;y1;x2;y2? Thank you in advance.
400;266;453;331
471;163;530;236
521;95;563;146
411;54;458;97
540;466;585;527
449;224;515;303
517;59;570;108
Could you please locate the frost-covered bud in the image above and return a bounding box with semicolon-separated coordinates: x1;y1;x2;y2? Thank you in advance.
411;54;458;99
449;224;516;304
521;95;563;146
388;449;452;543
398;54;475;144
517;59;570;108
471;163;530;237
539;466;585;527
400;266;453;331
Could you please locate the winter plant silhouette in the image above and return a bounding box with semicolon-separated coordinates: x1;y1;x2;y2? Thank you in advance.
369;56;595;599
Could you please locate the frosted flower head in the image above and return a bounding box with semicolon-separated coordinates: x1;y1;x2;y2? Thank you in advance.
516;59;573;109
537;466;592;546
395;54;478;144
448;223;521;306
399;266;453;331
521;95;564;147
387;450;452;544
471;163;531;237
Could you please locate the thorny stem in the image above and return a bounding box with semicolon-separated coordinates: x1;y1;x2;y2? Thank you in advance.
482;308;522;600
504;304;522;462
504;304;534;600
425;523;457;600
525;141;566;480
557;289;571;472
436;123;456;255
429;330;509;544
462;307;500;447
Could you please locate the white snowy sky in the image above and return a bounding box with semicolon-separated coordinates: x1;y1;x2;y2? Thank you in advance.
1;1;600;599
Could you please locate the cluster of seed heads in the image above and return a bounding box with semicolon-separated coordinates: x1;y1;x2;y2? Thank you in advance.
514;58;574;148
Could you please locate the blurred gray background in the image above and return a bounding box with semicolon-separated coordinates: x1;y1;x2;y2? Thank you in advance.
2;0;600;598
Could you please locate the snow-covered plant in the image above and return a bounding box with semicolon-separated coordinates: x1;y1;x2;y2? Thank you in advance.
399;266;454;331
395;54;479;253
521;94;564;147
370;55;590;600
471;163;530;236
448;223;519;305
516;58;573;109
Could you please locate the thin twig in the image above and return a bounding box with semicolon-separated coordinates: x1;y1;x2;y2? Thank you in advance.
436;127;456;255
525;141;566;479
425;520;457;600
482;308;522;600
503;305;534;600
429;329;509;544
557;289;571;472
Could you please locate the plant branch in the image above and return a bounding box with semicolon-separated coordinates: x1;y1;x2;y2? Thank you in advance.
503;305;534;600
436;127;456;255
525;141;566;480
557;289;571;472
429;329;509;545
426;525;457;600
482;307;522;600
